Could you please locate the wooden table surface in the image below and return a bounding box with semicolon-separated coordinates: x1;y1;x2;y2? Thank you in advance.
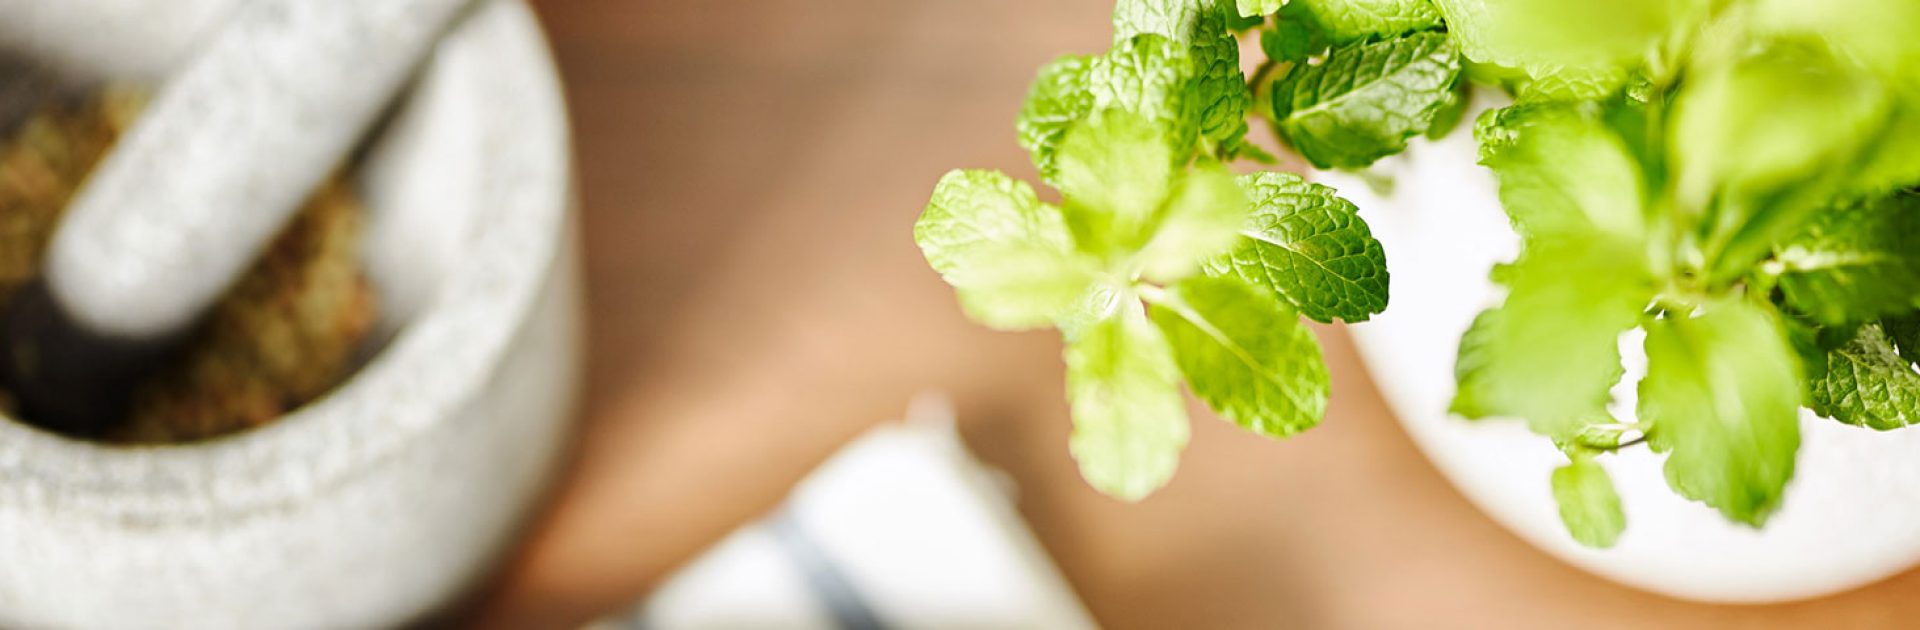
481;1;1920;627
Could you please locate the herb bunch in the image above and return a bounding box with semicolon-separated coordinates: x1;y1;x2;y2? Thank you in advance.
916;0;1468;501
1439;0;1920;547
917;0;1920;542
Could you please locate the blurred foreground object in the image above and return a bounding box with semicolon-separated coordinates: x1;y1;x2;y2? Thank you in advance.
0;0;237;82
604;397;1096;630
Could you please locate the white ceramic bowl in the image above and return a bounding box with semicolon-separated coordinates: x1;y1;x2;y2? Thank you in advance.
0;2;579;627
1332;92;1920;603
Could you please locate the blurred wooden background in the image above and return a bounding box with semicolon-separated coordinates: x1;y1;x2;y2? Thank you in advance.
487;0;1920;627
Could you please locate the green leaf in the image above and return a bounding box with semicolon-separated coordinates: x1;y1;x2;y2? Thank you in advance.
1206;172;1388;323
1779;310;1842;383
1573;423;1636;451
1887;313;1920;366
1272;32;1462;169
1263;3;1330;64
1107;1;1253;156
1809;322;1920;431
948;249;1100;331
1516;64;1630;103
1115;0;1197;42
1102;7;1253;158
1292;0;1442;43
1672;42;1889;204
1776;192;1920;326
1689;46;1908;285
1238;0;1285;19
1845;99;1920;198
1432;0;1704;83
1090;35;1207;151
1057;109;1180;257
1452;237;1653;441
1017;55;1095;185
915;170;1094;329
1185;9;1257;157
1149;275;1329;438
1115;0;1224;44
1474;103;1645;241
1753;0;1920;86
1135;161;1252;282
1066;303;1191;501
1641;299;1802;527
1424;78;1469;140
1551;456;1626;548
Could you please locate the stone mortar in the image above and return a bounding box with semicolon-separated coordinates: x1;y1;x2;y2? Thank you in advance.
0;1;580;627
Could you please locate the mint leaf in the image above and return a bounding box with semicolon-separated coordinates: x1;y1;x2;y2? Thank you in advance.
1641;299;1802;527
1090;35;1207;151
1135;161;1252;282
1424;78;1469;140
1056;109;1180;257
1293;0;1442;43
1272;32;1462;169
1453;237;1653;441
947;248;1100;332
1017;55;1095;185
1102;6;1253;157
1114;0;1205;42
1779;311;1843;384
1238;0;1285;19
1753;0;1920;85
916;170;1093;329
1263;3;1330;63
1475;103;1645;240
1809;322;1920;431
1694;47;1906;286
1845;101;1920;198
1055;109;1254;285
1552;456;1626;548
1149;275;1329;438
1888;314;1920;366
1672;43;1888;204
1776;193;1920;326
1516;64;1630;103
1433;0;1703;83
1185;8;1257;157
1066;304;1191;501
1206;172;1388;323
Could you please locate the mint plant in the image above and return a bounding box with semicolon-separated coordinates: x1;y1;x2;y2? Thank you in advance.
919;0;1920;547
1437;0;1920;547
915;0;1420;500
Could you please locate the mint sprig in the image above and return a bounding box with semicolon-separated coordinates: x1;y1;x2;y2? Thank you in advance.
920;104;1344;499
920;0;1387;501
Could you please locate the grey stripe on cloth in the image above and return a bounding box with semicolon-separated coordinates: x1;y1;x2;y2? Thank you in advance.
770;507;891;630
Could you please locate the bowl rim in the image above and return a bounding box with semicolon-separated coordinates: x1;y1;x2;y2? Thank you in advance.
0;0;573;520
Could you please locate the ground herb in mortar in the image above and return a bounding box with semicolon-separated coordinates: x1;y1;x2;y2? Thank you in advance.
0;88;377;443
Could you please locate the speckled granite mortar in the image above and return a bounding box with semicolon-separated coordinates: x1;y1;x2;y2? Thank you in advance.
0;1;579;627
